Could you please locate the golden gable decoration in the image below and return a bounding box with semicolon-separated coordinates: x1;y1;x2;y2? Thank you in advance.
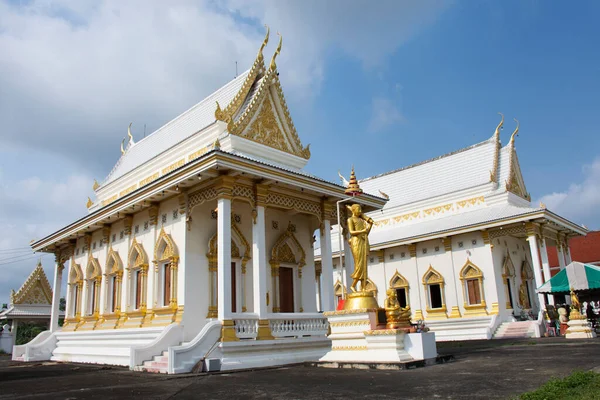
10;262;53;305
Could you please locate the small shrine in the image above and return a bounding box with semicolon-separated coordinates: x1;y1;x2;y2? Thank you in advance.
0;262;63;353
318;170;439;367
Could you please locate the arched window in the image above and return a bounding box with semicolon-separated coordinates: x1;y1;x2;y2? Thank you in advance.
206;222;251;316
334;280;344;307
502;252;516;310
422;265;447;318
389;271;409;308
68;261;83;319
154;228;179;310
270;223;306;313
365;278;378;298
128;239;149;312
85;256;102;318
105;248;123;314
520;260;534;310
460;260;487;315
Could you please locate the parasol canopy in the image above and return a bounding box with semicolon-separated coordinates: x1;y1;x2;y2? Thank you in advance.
537;262;600;294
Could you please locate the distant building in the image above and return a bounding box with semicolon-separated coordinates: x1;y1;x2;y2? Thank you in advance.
548;231;600;276
0;262;63;352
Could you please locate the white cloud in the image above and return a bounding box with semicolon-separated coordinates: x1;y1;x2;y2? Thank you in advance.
0;0;451;302
367;96;405;133
538;157;600;229
0;169;90;301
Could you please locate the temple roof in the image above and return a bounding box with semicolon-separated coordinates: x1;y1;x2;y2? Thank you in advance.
0;304;61;320
359;138;497;209
9;262;53;306
101;71;250;187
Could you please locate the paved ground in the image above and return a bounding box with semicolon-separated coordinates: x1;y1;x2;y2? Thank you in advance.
1;337;599;399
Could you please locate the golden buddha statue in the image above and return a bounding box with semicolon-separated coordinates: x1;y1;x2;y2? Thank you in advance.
569;288;583;319
384;289;411;329
347;203;373;292
342;203;379;310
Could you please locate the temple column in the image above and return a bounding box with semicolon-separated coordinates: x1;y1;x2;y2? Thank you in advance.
315;263;323;312
556;241;569;303
526;224;546;311
443;238;461;318
539;236;554;305
320;219;335;311
251;198;273;339
409;244;424;320
217;195;233;320
564;238;573;264
298;267;304;312
50;258;65;332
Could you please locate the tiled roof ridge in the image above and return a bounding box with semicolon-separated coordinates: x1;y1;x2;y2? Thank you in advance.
360;136;494;183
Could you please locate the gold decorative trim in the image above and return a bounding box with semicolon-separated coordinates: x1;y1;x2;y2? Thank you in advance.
323;308;377;316
331;345;367;351
329;320;371;328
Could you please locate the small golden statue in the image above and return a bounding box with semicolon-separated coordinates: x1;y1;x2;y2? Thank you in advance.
519;282;530;309
569;288;583;319
384;289;411;329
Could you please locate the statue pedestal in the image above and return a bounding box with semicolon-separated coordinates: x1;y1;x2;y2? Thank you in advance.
566;316;597;339
319;309;437;365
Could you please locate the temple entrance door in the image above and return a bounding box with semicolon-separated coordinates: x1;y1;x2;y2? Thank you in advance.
279;267;294;313
506;278;514;309
231;262;237;313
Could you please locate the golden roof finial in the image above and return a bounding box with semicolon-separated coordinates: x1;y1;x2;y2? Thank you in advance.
509;118;519;147
379;190;390;200
128;122;135;144
494;112;504;140
259;24;270;54
120;138;126;154
345;165;363;196
269;32;282;70
86;197;93;208
539;201;546;209
92;179;99;191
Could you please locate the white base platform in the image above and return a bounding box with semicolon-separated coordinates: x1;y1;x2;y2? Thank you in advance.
319;310;437;365
566;318;597;339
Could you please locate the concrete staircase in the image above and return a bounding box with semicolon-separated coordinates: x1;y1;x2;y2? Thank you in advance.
137;351;170;374
493;321;536;339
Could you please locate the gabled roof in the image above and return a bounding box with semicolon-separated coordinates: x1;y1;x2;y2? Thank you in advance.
9;262;53;306
100;71;250;187
359;137;497;209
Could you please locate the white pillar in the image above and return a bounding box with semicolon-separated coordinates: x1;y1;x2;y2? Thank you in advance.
252;205;268;317
320;219;335;311
565;239;573;264
557;243;566;270
527;233;546;311
50;259;64;332
539;237;554;305
217;196;232;321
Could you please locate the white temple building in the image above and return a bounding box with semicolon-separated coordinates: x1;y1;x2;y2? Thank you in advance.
15;31;386;373
317;117;587;341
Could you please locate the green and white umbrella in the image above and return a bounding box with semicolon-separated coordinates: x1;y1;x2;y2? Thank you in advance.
537;262;600;294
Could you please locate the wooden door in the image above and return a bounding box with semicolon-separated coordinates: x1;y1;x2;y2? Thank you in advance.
111;276;117;313
164;264;171;307
136;270;143;310
279;267;294;313
231;262;237;313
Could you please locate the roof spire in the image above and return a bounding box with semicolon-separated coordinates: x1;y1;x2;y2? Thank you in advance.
509;118;519;147
120;138;126;154
259;25;269;55
269;32;282;70
92;179;99;191
345;166;363;196
128;122;135;145
494;112;504;141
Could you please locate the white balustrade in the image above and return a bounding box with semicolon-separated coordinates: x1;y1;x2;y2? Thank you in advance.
233;315;259;339
269;313;329;338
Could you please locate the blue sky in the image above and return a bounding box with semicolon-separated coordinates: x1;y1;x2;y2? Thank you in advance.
0;0;599;301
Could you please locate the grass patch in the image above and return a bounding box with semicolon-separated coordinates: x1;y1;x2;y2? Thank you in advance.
519;371;600;400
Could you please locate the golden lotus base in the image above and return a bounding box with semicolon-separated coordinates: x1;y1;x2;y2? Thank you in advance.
344;291;379;311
